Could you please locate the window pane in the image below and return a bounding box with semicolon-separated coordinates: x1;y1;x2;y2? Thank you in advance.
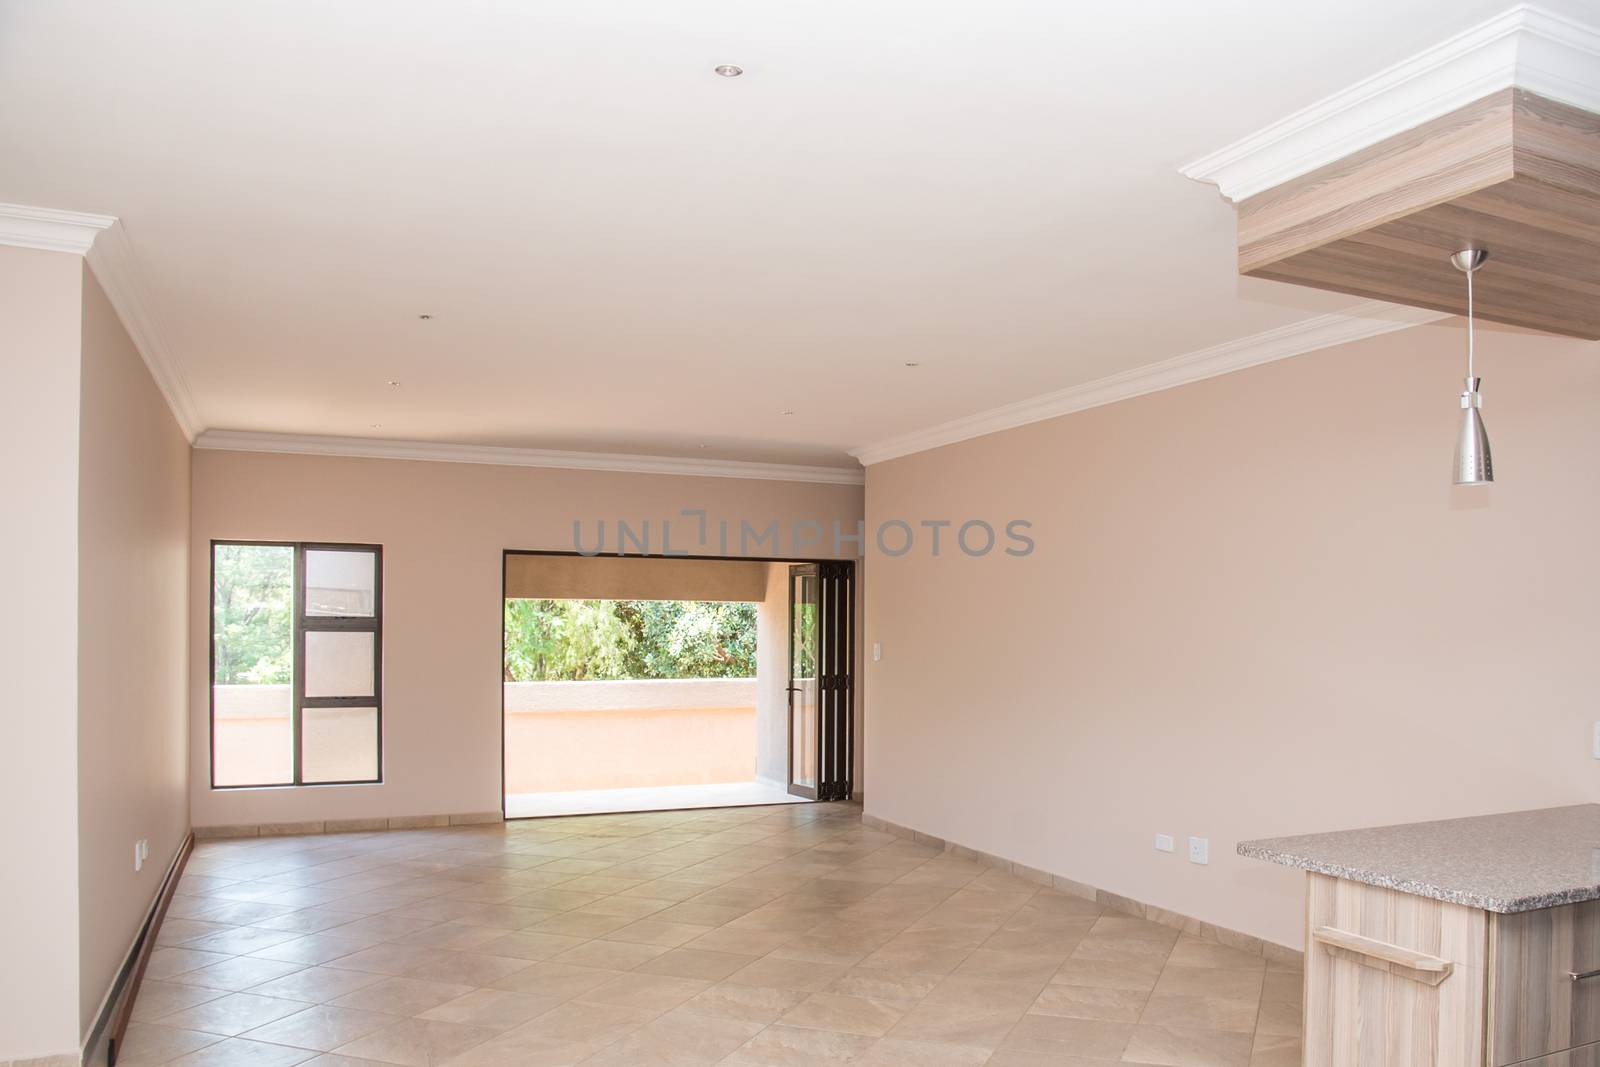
305;630;375;698
305;549;376;617
212;544;294;786
302;707;378;782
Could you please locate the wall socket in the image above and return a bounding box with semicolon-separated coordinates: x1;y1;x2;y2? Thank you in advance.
1188;836;1209;865
1154;833;1175;853
133;838;149;872
873;643;882;662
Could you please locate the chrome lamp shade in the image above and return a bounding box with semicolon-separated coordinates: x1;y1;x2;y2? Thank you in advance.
1454;377;1493;485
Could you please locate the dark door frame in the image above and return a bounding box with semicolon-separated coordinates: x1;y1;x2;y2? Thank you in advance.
499;548;857;821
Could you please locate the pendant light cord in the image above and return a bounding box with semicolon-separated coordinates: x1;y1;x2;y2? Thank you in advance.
1466;264;1475;380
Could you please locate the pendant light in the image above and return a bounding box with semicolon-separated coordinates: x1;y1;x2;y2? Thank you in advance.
1451;248;1492;485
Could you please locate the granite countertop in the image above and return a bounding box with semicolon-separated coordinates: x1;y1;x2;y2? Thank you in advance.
1238;804;1600;913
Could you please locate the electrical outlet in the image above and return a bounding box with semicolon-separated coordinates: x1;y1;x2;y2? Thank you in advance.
140;839;149;862
1188;836;1209;865
873;643;882;662
133;841;144;872
1155;833;1175;853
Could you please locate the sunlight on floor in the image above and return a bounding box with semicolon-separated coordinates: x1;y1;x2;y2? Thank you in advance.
505;780;809;819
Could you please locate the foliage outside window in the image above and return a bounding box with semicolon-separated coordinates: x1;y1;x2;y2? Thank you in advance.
212;545;293;685
504;599;757;681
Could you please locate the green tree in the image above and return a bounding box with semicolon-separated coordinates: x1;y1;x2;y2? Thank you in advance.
503;599;757;681
212;544;293;685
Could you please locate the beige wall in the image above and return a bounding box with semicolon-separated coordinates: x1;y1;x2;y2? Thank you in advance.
0;246;85;1061
76;264;192;1036
863;321;1600;950
190;450;864;826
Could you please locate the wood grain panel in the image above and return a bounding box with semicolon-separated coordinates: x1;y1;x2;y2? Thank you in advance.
1231;89;1600;339
1304;873;1488;1067
1490;901;1600;1065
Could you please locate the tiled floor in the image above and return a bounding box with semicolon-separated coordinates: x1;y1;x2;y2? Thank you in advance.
504;781;809;819
126;804;1302;1067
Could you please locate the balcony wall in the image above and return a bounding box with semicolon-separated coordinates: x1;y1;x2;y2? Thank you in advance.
505;678;757;793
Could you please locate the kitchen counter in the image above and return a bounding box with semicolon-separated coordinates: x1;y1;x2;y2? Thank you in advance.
1239;803;1600;913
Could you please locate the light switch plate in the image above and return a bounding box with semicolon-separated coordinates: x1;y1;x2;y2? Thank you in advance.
1155;833;1175;853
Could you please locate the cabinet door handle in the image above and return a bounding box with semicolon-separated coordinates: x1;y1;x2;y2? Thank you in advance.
1569;969;1600;982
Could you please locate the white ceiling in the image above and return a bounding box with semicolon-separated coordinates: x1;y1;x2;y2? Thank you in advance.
0;0;1566;468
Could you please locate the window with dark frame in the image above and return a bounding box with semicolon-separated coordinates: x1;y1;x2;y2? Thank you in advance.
210;540;383;788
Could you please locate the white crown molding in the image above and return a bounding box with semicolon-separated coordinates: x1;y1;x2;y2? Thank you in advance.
195;430;867;486
1;202;203;442
86;222;203;441
1180;4;1600;202
0;201;115;254
848;301;1449;467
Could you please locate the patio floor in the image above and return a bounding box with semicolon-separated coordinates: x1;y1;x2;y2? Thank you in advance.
505;780;809;819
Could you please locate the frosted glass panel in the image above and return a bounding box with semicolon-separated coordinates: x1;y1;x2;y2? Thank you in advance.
305;550;376;617
305;630;375;698
302;707;378;782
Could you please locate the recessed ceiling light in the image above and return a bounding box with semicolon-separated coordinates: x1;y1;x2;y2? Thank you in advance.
904;361;921;367
418;314;433;320
386;380;401;387
714;65;744;78
779;409;794;416
369;423;382;429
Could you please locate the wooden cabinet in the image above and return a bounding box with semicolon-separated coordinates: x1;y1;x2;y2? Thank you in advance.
1490;899;1600;1065
1304;878;1600;1067
1304;873;1487;1067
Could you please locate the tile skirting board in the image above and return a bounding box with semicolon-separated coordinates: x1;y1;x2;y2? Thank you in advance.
861;811;1303;970
7;1054;83;1067
193;811;503;839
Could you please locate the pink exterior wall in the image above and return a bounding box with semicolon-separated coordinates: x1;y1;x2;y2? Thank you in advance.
189;450;863;826
863;321;1600;950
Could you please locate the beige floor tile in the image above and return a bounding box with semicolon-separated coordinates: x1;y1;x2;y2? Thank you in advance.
331;1017;497;1066
574;972;710;1012
402;951;532;987
633;947;758;981
1163;940;1265;972
413;988;558;1030
1258;971;1302;1005
1003;1014;1136;1059
678;982;808;1023
725;956;848;992
951;948;1064;983
1252;998;1301;1037
1139;994;1261;1034
241;1005;394;1051
131;981;229;1022
1152;968;1264;1001
779;992;905;1037
504;998;660;1043
245;966;387;1004
1120;1023;1255;1067
111;1022;225;1067
851;1037;992;1066
1054;958;1167;992
575;1009;764;1066
1249;1033;1301;1067
1031;983;1150;1022
147;948;236;980
165;808;1294;1067
722;1024;876;1065
329;976;475;1016
165;1036;321;1067
160;993;311;1037
171;957;308;993
474;930;587;961
551;938;672;970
